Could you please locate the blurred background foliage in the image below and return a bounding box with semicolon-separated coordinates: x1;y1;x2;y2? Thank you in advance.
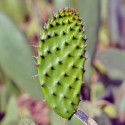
0;0;125;125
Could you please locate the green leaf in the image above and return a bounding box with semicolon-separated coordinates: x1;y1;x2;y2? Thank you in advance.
0;12;44;100
95;48;125;80
1;97;18;125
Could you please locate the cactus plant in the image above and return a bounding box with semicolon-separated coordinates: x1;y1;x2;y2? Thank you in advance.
36;7;87;118
95;48;125;80
0;12;43;100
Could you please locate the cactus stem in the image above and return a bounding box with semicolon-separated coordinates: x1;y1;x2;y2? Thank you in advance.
37;7;87;118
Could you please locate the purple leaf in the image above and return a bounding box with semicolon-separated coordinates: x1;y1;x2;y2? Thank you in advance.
75;110;98;125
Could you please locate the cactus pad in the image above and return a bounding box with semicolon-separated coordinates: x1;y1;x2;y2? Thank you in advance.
37;8;87;118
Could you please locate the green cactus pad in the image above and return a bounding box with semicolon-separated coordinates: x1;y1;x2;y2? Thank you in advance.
37;8;87;118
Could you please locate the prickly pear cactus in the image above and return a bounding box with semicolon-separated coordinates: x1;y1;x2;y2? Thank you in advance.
36;8;87;118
